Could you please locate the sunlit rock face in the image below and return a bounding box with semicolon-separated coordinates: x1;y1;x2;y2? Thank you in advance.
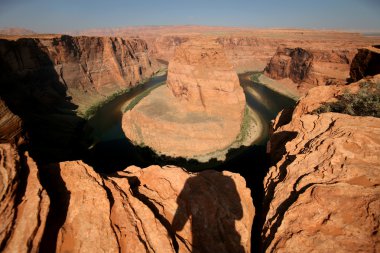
0;145;254;253
122;40;246;161
264;75;380;253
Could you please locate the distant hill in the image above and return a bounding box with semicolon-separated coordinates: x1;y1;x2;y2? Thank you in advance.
0;27;36;35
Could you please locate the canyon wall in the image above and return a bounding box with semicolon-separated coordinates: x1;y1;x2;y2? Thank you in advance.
264;46;355;94
0;35;159;160
0;143;254;253
350;46;380;82
263;75;380;252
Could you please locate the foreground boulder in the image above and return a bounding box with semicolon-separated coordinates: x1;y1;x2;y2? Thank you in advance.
123;40;246;161
0;144;50;252
264;77;380;252
0;146;254;253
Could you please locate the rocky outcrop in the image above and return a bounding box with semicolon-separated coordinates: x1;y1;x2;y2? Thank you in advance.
0;145;254;253
122;40;246;160
0;99;23;143
0;35;158;160
264;47;314;84
350;46;380;82
0;144;50;252
264;46;356;94
264;78;380;252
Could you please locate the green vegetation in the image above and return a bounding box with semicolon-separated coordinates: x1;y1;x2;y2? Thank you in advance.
251;71;263;83
312;81;380;118
124;82;165;112
79;88;131;119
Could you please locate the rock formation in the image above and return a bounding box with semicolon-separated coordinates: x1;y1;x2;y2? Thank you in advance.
0;143;50;252
0;35;158;113
0;35;158;160
122;40;246;160
0;144;254;253
264;47;314;83
263;75;380;252
350;45;380;82
264;46;356;94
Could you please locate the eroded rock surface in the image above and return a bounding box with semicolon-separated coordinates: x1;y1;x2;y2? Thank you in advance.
123;40;246;160
0;144;50;252
0;147;254;253
264;46;355;94
264;80;380;252
350;46;380;82
0;35;159;160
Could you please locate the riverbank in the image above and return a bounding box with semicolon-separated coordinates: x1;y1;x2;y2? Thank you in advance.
250;72;300;100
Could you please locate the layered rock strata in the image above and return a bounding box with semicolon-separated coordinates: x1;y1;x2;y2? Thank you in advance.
122;40;246;160
263;76;380;252
264;46;356;94
350;45;380;82
0;35;158;159
0;144;254;253
0;35;158;113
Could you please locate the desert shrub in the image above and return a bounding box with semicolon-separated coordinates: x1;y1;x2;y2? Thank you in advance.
251;72;263;83
312;81;380;118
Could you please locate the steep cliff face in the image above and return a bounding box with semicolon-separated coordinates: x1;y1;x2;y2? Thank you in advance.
350;46;380;82
0;145;254;253
264;76;380;252
0;99;23;143
264;46;355;94
0;35;158;160
122;40;246;160
0;35;159;114
264;47;314;83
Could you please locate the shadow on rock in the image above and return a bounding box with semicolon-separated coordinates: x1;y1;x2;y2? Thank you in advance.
172;171;245;253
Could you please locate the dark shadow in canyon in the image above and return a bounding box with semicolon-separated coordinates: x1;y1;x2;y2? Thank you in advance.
0;38;86;162
172;172;244;253
37;163;70;253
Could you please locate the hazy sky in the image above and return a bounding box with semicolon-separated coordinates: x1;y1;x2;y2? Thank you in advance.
0;0;379;33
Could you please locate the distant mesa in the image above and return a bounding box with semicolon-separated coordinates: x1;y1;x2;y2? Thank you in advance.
0;27;36;35
122;39;247;161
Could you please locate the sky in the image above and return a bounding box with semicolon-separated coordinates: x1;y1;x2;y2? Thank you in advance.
0;0;379;33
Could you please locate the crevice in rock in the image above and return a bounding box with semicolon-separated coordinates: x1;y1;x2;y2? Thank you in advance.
126;176;180;253
0;149;30;252
100;179;121;253
37;163;70;253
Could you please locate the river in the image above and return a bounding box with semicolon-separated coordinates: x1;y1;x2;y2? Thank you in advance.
83;72;296;172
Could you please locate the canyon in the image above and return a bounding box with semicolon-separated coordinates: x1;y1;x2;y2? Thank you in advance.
0;27;380;253
122;40;247;161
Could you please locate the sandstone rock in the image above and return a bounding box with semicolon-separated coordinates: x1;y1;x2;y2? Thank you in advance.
265;47;314;84
0;35;159;160
50;162;254;253
264;82;380;252
0;35;159;113
264;46;355;94
350;46;380;82
0;99;23;143
0;147;254;253
0;144;50;252
122;40;246;160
